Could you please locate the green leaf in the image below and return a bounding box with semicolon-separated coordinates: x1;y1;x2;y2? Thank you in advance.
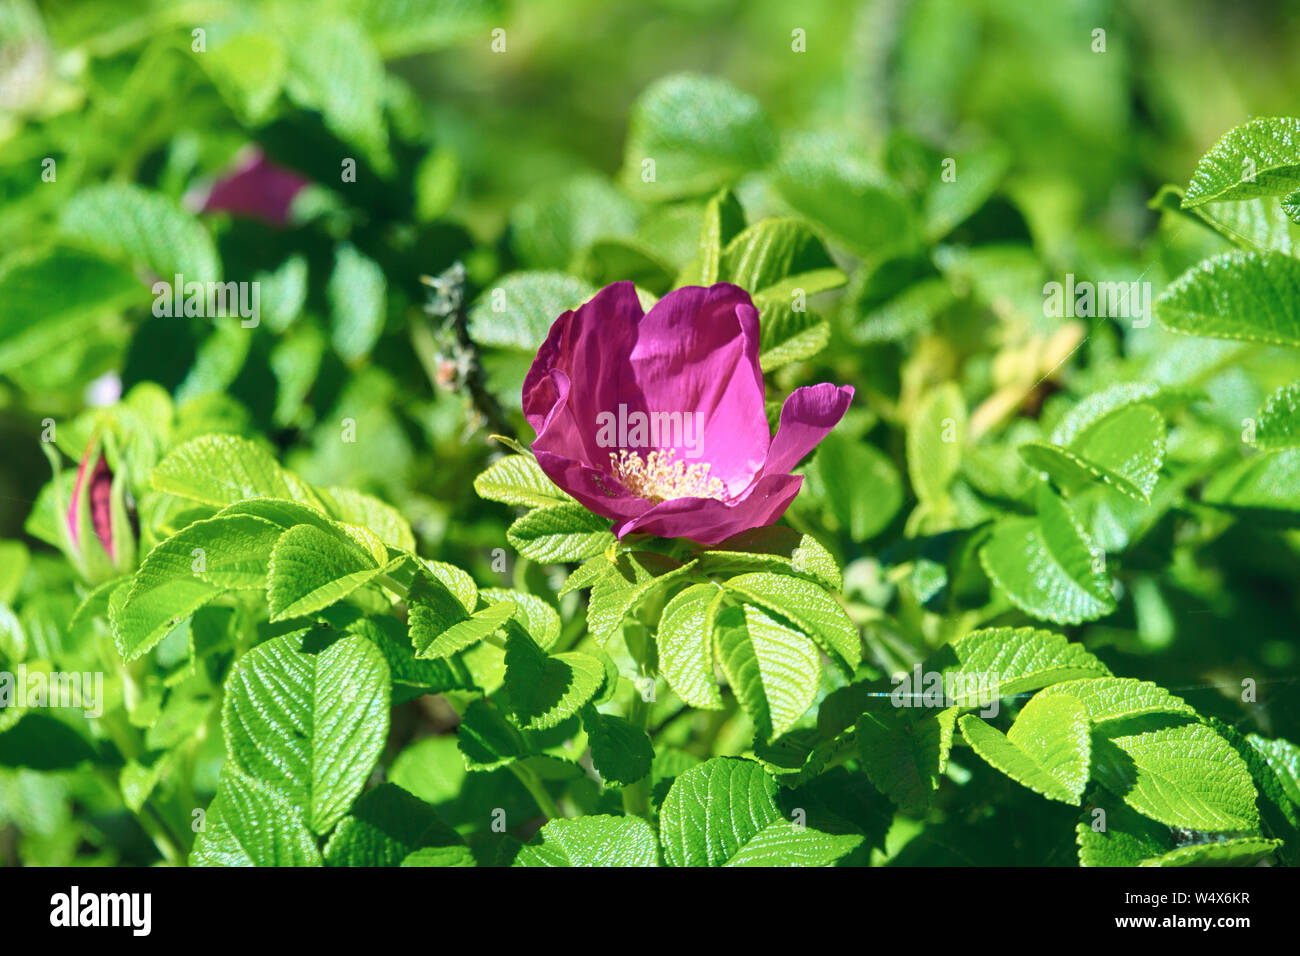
1140;838;1281;868
1048;383;1198;447
222;631;390;833
328;243;386;364
1151;184;1295;255
923;143;1009;242
152;435;321;508
923;626;1110;701
409;571;515;659
1286;191;1300;223
344;615;471;696
714;604;821;742
1093;722;1260;832
457;698;529;771
980;484;1116;625
722;571;861;670
790;535;843;592
358;0;505;58
467;272;596;350
504;628;605;731
621;73;775;200
804;432;903;541
772;131;916;259
284;17;389;169
0;541;27;606
402;845;477;867
480;588;560;649
1183;117;1300;206
1255;382;1300;449
584;709;654;787
420;559;478;613
0;250;147;372
59;184;220;280
322;783;463;867
720;218;845;301
190;769;322;867
907;383;965;508
657;583;724;709
1020;403;1167;501
682;188;745;286
1037;678;1197;728
0;713;96;769
658;757;781;867
1156;250;1300;348
958;693;1091;805
474;455;572;509
857;706;957;811
514;815;659;867
110;573;217;663
318;486;417;553
578;238;674;292
1220;725;1300;866
110;513;285;659
1075;798;1179;867
267;524;390;622
1247;734;1300;807
1202;447;1300;523
724;820;863;867
844;275;955;344
507;503;615;564
756;301;831;372
200;30;286;125
509;172;638;270
150;513;284;592
588;552;697;644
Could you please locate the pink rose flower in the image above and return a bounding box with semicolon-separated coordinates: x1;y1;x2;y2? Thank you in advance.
523;282;853;545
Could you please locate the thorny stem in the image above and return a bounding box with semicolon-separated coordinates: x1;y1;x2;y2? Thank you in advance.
417;262;515;441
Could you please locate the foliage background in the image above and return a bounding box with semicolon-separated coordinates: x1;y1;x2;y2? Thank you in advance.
1;0;1299;866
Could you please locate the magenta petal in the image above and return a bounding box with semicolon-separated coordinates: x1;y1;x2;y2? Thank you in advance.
68;454;115;559
201;147;309;227
535;450;652;524
524;281;644;470
628;284;768;492
613;473;804;545
764;383;855;476
528;364;651;523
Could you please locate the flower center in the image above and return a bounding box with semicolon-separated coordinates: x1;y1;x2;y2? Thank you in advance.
609;448;727;503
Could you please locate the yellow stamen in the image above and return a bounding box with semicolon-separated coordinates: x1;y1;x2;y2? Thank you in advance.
609;448;727;503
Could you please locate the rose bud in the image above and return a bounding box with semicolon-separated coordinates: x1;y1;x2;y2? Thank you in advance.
63;440;136;583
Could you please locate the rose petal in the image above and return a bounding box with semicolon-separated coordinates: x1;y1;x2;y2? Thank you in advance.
523;281;644;471
627;284;768;492
612;473;804;545
763;383;855;476
529;368;651;522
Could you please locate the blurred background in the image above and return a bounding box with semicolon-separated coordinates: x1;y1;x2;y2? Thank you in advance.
2;0;1300;866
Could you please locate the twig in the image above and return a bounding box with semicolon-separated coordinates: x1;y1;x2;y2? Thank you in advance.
418;262;515;441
